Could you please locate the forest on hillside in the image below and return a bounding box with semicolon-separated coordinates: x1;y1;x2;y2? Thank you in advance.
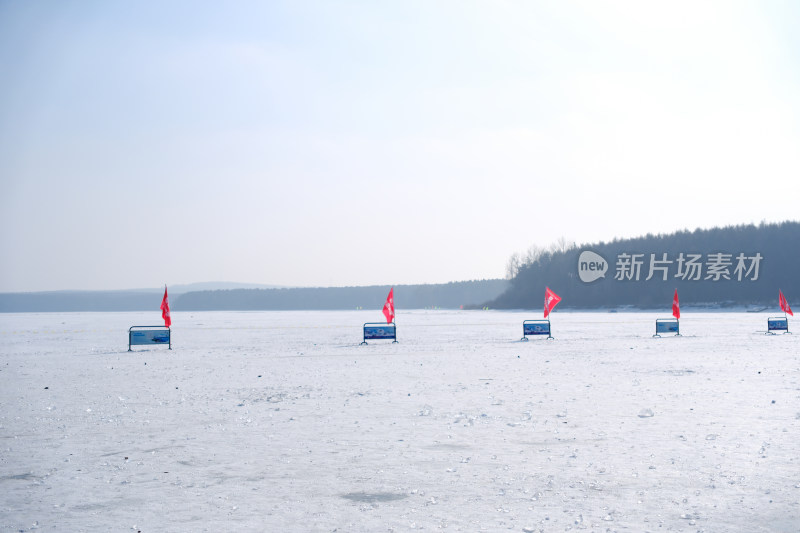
488;221;800;309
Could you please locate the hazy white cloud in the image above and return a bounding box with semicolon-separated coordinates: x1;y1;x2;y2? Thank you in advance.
0;1;798;291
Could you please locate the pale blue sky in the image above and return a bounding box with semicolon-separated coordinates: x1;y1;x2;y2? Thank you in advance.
1;1;798;292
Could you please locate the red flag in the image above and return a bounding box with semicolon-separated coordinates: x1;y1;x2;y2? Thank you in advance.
544;287;561;318
161;286;172;328
382;287;395;324
672;289;680;320
779;290;793;316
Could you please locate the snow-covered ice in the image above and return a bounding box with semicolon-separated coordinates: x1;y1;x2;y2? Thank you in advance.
1;310;799;532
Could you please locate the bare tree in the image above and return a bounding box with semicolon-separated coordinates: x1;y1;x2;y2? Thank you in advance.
523;244;547;265
505;252;522;280
549;236;576;254
506;238;575;280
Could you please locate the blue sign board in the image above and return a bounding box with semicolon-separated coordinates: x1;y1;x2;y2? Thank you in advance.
767;317;789;334
522;320;553;340
130;330;170;345
129;326;171;350
654;319;680;337
523;322;551;336
655;321;679;333
364;325;396;340
361;322;397;344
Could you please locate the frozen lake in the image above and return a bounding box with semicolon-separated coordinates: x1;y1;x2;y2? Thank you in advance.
1;310;799;532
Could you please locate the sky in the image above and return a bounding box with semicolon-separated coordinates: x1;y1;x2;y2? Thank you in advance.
1;1;799;292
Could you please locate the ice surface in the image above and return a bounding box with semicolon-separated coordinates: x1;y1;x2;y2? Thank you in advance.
1;310;799;532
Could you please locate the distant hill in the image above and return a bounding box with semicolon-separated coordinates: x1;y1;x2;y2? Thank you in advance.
0;280;508;312
174;280;509;311
119;282;286;294
487;221;800;310
0;282;285;313
170;282;285;293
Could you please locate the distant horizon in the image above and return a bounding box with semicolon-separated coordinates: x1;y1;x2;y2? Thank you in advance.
3;219;797;294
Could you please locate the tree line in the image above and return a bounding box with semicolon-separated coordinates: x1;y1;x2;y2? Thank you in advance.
487;221;800;309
